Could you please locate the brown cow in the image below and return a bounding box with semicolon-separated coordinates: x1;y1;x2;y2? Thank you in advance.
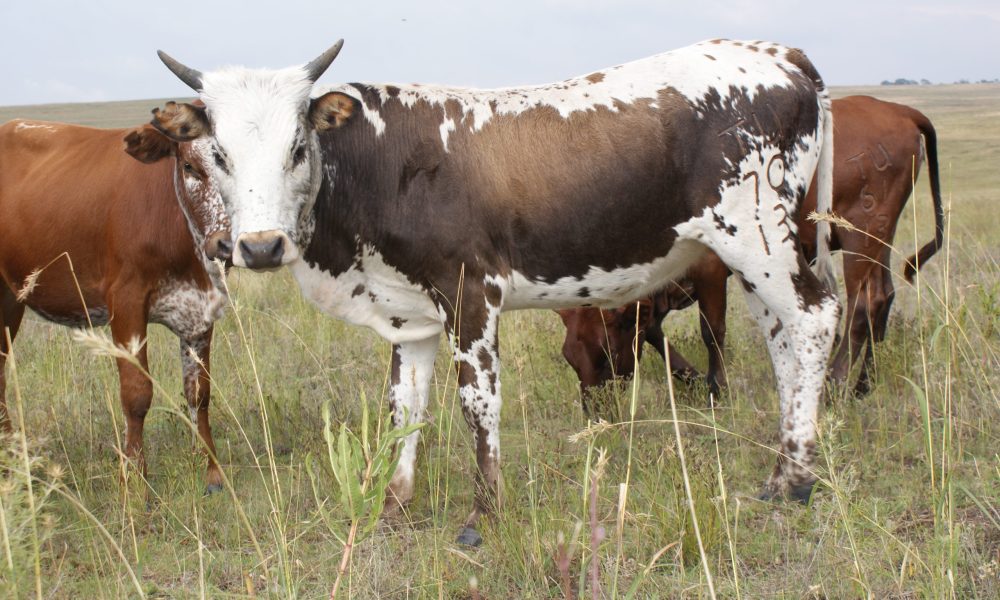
557;253;730;415
0;118;232;492
560;95;943;404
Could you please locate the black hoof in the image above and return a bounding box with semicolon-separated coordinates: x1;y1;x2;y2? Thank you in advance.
204;483;224;496
790;482;816;505
757;488;777;502
758;482;816;504
456;527;483;547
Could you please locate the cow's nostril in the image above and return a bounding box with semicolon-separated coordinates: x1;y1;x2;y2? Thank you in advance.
216;238;233;260
267;237;283;262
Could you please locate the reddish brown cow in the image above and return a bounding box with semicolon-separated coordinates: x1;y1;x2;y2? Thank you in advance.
560;95;943;404
557;253;730;415
0;119;232;492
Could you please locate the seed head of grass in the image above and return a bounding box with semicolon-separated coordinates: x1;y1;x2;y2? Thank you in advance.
71;330;144;363
16;268;42;302
569;419;615;444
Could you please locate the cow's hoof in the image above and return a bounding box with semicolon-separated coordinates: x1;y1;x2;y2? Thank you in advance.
789;482;816;505
757;481;816;504
757;488;777;502
204;483;224;496
456;527;483;547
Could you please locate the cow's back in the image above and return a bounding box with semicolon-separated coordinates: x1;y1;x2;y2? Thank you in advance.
0;120;195;318
799;96;926;256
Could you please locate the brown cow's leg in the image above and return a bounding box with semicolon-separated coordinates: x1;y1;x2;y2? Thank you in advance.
854;262;895;396
0;285;27;433
448;283;503;547
181;328;223;494
694;266;729;400
830;253;880;393
109;304;152;485
644;324;699;384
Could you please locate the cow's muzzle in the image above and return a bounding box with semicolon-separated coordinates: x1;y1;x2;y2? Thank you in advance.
233;230;296;269
204;231;233;262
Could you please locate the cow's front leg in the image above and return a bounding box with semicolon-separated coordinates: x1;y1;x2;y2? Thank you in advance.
181;328;223;494
384;334;440;516
450;284;504;547
108;300;152;486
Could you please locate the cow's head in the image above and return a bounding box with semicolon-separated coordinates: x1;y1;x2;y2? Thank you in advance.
557;301;655;391
124;123;232;263
150;41;348;269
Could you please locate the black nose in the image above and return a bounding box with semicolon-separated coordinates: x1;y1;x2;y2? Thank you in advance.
215;238;233;261
239;236;284;269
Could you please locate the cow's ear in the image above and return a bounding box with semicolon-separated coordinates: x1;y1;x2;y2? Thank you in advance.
124;124;175;163
310;92;356;131
150;101;210;141
556;309;575;325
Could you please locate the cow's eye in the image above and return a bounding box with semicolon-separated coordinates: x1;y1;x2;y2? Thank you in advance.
213;150;229;174
292;142;307;165
183;162;193;172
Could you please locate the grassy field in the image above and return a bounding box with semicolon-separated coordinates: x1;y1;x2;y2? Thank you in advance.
0;84;997;599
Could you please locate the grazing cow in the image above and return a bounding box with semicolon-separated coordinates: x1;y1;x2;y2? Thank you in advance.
559;95;944;400
152;38;841;545
0;119;230;492
557;252;730;415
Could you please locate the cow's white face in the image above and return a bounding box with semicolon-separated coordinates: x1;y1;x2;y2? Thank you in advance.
199;67;320;268
152;42;346;269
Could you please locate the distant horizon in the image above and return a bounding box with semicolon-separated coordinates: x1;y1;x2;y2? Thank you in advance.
3;81;999;111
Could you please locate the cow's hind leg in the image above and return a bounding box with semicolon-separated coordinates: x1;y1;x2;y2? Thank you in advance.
181;328;223;494
384;335;440;517
446;279;504;547
830;252;878;392
0;283;26;432
854;262;895;396
683;225;839;502
692;260;729;399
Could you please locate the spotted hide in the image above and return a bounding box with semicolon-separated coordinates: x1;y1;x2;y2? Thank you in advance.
559;95;944;402
153;38;841;546
0;118;230;493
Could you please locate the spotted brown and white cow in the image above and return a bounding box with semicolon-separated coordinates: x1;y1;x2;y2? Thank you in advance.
0;118;230;492
151;38;841;545
559;95;945;402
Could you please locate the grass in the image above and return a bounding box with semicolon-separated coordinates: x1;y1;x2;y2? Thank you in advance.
0;84;998;598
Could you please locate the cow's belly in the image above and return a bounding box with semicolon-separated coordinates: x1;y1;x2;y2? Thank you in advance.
291;256;445;345
32;306;110;328
501;238;707;310
149;280;227;339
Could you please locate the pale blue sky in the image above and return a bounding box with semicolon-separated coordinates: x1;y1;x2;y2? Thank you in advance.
1;1;996;106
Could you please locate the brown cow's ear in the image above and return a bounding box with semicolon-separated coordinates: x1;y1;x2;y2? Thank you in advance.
555;309;575;325
123;125;175;163
150;101;210;142
636;299;654;327
310;92;356;131
618;300;653;329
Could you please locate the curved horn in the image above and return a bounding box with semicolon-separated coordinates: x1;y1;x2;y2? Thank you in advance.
157;50;204;92
303;40;344;83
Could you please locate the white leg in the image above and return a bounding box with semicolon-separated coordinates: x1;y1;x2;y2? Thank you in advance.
448;281;504;546
675;142;840;500
385;334;440;511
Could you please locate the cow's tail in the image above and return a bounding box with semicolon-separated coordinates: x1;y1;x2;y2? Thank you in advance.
813;88;837;295
902;111;944;283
